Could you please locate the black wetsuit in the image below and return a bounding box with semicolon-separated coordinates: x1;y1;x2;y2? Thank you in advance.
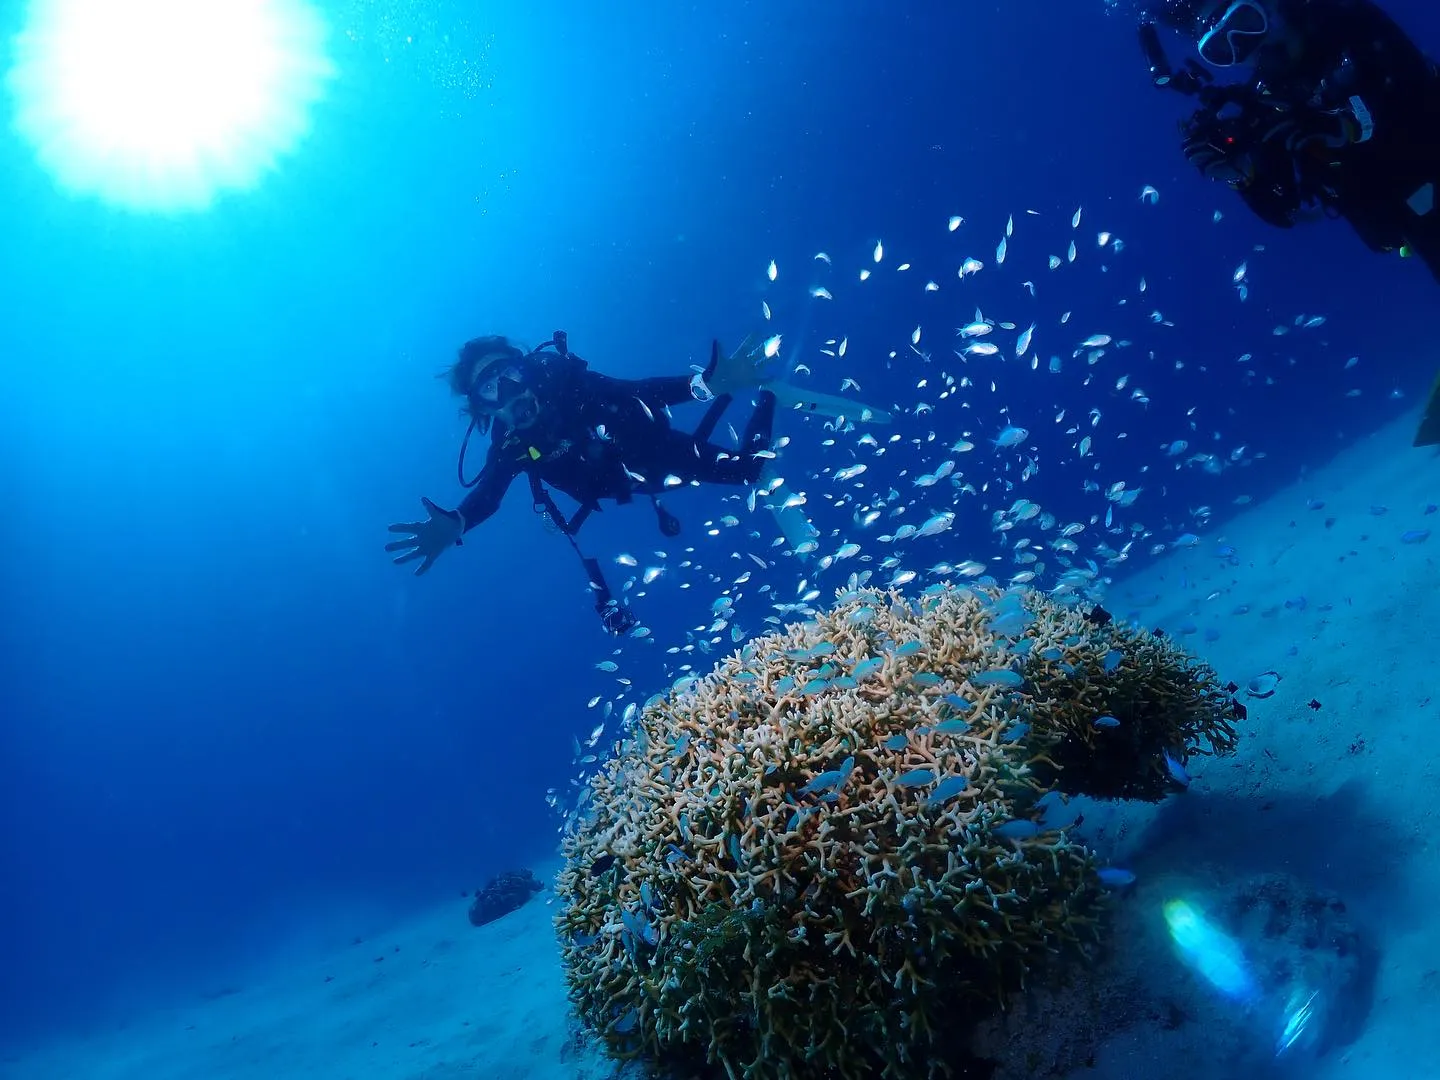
1226;0;1440;275
458;351;774;533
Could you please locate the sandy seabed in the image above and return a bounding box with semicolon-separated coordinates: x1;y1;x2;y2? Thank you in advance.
7;412;1439;1080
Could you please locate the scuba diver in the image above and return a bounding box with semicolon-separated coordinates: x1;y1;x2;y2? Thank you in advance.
1138;1;1440;443
387;330;880;634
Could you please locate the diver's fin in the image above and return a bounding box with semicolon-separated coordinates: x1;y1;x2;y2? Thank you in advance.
1414;369;1440;447
772;498;820;557
757;466;819;557
769;383;892;424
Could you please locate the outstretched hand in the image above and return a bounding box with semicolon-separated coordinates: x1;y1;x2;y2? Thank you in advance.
703;335;777;397
386;497;463;576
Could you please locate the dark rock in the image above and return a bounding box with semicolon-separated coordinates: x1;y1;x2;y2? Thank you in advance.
467;868;544;927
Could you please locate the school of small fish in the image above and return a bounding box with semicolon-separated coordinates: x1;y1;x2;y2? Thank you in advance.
547;189;1406;840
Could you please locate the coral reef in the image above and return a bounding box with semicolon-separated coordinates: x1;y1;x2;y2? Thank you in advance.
1018;609;1239;802
467;869;543;927
555;584;1243;1079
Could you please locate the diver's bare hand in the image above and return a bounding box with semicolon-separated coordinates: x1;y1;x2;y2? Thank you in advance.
385;497;463;576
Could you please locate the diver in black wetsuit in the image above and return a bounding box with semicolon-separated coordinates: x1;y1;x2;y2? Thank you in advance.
1141;0;1440;272
1139;0;1440;443
386;330;777;634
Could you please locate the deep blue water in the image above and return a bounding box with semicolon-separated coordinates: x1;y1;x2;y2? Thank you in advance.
1;0;1436;1051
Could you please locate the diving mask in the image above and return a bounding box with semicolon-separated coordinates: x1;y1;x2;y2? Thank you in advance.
468;359;540;430
1197;0;1269;67
469;359;524;406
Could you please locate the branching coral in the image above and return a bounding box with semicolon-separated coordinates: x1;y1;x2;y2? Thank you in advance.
555;584;1242;1080
1015;601;1241;802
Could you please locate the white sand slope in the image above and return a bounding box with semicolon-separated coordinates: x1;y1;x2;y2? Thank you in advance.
4;868;615;1080
8;413;1438;1080
1094;409;1440;1078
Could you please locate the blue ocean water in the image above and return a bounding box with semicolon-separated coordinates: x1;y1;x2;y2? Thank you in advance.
1;0;1436;1073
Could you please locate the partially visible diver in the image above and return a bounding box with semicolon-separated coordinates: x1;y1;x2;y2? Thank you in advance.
386;330;879;634
1139;0;1440;443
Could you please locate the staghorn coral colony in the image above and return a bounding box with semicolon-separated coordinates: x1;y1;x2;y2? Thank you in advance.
555;583;1242;1080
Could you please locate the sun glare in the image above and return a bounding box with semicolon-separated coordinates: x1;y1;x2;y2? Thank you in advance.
6;0;336;213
